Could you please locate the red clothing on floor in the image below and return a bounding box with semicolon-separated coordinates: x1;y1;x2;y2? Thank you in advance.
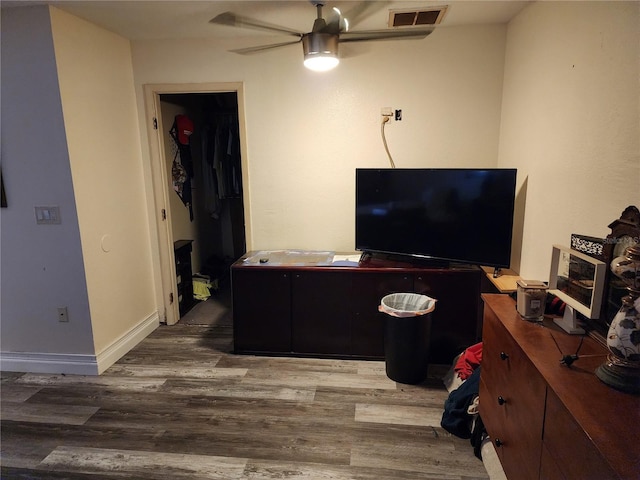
454;342;483;380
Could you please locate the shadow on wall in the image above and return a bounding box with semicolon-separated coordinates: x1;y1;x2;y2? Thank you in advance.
510;176;528;273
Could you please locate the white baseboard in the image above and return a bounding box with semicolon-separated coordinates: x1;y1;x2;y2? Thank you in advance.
95;311;159;374
0;351;100;375
0;312;160;376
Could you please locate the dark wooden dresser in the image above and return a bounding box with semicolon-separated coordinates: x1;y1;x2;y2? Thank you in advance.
480;294;640;480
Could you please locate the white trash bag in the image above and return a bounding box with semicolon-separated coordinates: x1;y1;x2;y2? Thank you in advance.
379;293;437;318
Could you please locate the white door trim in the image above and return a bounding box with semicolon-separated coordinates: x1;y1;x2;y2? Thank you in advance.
142;82;252;325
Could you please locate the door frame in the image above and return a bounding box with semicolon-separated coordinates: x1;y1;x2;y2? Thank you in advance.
143;82;252;325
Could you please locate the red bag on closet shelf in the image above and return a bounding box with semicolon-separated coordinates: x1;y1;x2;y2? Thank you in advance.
174;114;194;145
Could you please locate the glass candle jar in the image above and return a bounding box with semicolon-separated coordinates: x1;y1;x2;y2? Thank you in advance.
516;279;548;322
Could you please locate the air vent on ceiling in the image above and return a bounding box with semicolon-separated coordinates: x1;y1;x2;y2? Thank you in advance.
389;6;448;27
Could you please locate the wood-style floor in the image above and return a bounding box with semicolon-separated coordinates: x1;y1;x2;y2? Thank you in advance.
1;288;488;479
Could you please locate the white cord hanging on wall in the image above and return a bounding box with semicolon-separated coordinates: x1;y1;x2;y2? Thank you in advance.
380;109;401;168
381;115;396;168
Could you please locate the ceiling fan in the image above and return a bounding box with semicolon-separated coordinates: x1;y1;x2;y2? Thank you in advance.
209;2;435;71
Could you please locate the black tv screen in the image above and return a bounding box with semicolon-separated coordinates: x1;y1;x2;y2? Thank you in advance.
355;168;517;268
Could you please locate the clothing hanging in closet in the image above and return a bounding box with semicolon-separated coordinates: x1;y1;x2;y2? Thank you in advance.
201;112;241;219
170;115;195;221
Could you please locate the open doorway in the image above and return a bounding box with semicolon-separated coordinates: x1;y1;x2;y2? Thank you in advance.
161;92;245;322
144;83;250;326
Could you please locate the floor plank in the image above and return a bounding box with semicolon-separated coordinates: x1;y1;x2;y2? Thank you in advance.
350;423;483;477
160;377;318;401
354;403;445;427
16;373;166;391
1;384;42;403
243;368;398;390
40;446;248;480
1;402;99;425
242;458;468;480
104;364;247;379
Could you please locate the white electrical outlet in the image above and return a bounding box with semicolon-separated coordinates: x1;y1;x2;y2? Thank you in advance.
57;307;69;322
381;107;393;117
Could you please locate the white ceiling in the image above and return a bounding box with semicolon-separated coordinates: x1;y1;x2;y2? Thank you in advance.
5;1;530;41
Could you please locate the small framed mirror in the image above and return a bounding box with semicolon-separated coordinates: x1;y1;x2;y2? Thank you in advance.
548;245;606;334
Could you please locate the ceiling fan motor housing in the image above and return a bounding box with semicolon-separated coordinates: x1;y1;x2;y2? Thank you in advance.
302;32;339;58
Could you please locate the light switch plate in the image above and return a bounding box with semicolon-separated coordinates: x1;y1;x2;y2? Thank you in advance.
35;206;61;224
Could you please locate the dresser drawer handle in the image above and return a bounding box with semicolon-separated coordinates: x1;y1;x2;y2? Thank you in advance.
497;396;506;405
500;352;509;360
495;438;504;447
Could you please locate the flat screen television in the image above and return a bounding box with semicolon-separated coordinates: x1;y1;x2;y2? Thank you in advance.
355;168;517;268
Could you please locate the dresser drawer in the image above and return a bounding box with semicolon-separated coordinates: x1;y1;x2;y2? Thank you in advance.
479;376;506;464
480;304;546;480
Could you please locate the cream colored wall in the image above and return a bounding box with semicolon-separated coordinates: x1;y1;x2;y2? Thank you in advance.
132;24;507;253
50;7;157;355
498;1;640;280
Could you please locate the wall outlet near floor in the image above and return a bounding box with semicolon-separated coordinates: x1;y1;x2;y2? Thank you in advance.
57;307;69;322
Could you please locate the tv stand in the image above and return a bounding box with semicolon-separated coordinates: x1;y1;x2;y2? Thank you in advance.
232;252;482;364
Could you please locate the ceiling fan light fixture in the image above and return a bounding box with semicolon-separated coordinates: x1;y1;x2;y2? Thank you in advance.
304;54;339;72
302;33;339;72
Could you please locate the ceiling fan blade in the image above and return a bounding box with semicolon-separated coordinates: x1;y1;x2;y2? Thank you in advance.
229;39;302;55
340;28;434;43
341;1;391;29
210;12;303;38
321;6;343;35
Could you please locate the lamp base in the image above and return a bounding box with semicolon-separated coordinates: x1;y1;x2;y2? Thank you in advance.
595;357;640;394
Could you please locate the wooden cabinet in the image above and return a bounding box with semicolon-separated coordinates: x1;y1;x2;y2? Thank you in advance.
350;271;413;357
416;269;482;363
291;270;352;355
174;240;195;316
232;268;291;353
480;294;640;480
542;389;618;479
231;253;482;362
